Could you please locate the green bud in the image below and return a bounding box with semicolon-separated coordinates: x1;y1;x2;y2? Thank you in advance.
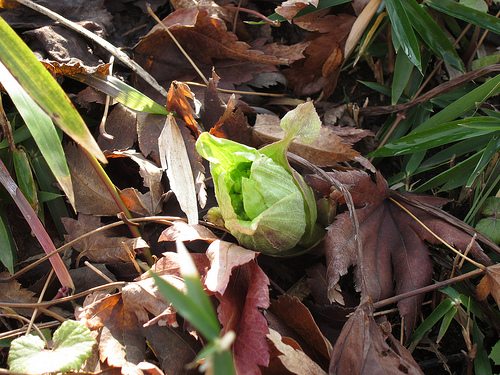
196;102;325;255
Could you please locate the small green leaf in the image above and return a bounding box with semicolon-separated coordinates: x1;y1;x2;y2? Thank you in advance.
489;340;500;365
436;306;457;343
385;0;422;71
8;320;95;374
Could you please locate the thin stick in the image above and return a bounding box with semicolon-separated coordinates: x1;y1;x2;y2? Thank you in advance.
99;56;115;140
14;0;169;97
0;314;49;348
389;197;485;270
26;269;54;336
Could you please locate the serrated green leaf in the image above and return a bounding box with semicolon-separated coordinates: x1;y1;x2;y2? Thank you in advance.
385;0;422;70
0;18;105;164
8;321;95;374
489;340;500;365
401;0;464;71
71;74;168;114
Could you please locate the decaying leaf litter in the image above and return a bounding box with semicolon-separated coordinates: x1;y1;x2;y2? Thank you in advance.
1;0;500;374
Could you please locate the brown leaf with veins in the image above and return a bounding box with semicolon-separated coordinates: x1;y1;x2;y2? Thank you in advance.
217;261;270;375
77;294;146;375
133;9;302;98
329;301;423;374
165;82;199;136
322;170;494;337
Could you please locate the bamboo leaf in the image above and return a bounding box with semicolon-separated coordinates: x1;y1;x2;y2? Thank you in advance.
0;17;105;164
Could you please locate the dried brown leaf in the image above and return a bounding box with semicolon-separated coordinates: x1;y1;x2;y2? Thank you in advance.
98;104;138;152
329;301;423;374
477;264;500;306
158;221;219;243
253;113;359;166
267;329;327;375
275;0;318;21
324;170;493;336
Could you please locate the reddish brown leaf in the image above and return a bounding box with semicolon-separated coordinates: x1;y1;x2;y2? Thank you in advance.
165;82;199;136
324;170;493;337
329;301;423;374
98;104;138;152
217;261;270;374
158;221;219;243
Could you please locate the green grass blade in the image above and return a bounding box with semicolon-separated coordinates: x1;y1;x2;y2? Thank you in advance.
436;307;457;343
0;207;17;274
473;320;493;375
414;153;481;193
409;298;454;343
392;51;415;105
70;74;168;115
466;134;500;187
0;125;31;149
0;18;105;164
13;148;38;214
401;0;464;72
418;74;500;132
385;0;421;71
0;62;75;208
370;117;500;157
427;0;500;36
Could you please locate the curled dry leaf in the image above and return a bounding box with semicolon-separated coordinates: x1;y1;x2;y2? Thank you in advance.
267;329;327;375
329;301;423;375
158;220;218;243
275;0;319;21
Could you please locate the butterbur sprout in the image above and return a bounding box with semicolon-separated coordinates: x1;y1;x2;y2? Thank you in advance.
196;102;325;256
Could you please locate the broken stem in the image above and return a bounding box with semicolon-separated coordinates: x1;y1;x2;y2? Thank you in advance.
372;267;484;311
389;197;486;270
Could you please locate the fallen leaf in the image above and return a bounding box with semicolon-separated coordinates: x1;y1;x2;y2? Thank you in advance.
329;301;423;374
205;240;259;294
137;251;211;281
322;170;494;336
158;220;219;243
269;295;332;360
275;0;318;21
78;294;146;375
98;104;138;152
159;114;199;224
477;264;500;307
284;13;355;98
217;261;270;374
133;9;296;96
164;81;200;136
266;329;327;375
62;214;143;263
253;113;360;166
